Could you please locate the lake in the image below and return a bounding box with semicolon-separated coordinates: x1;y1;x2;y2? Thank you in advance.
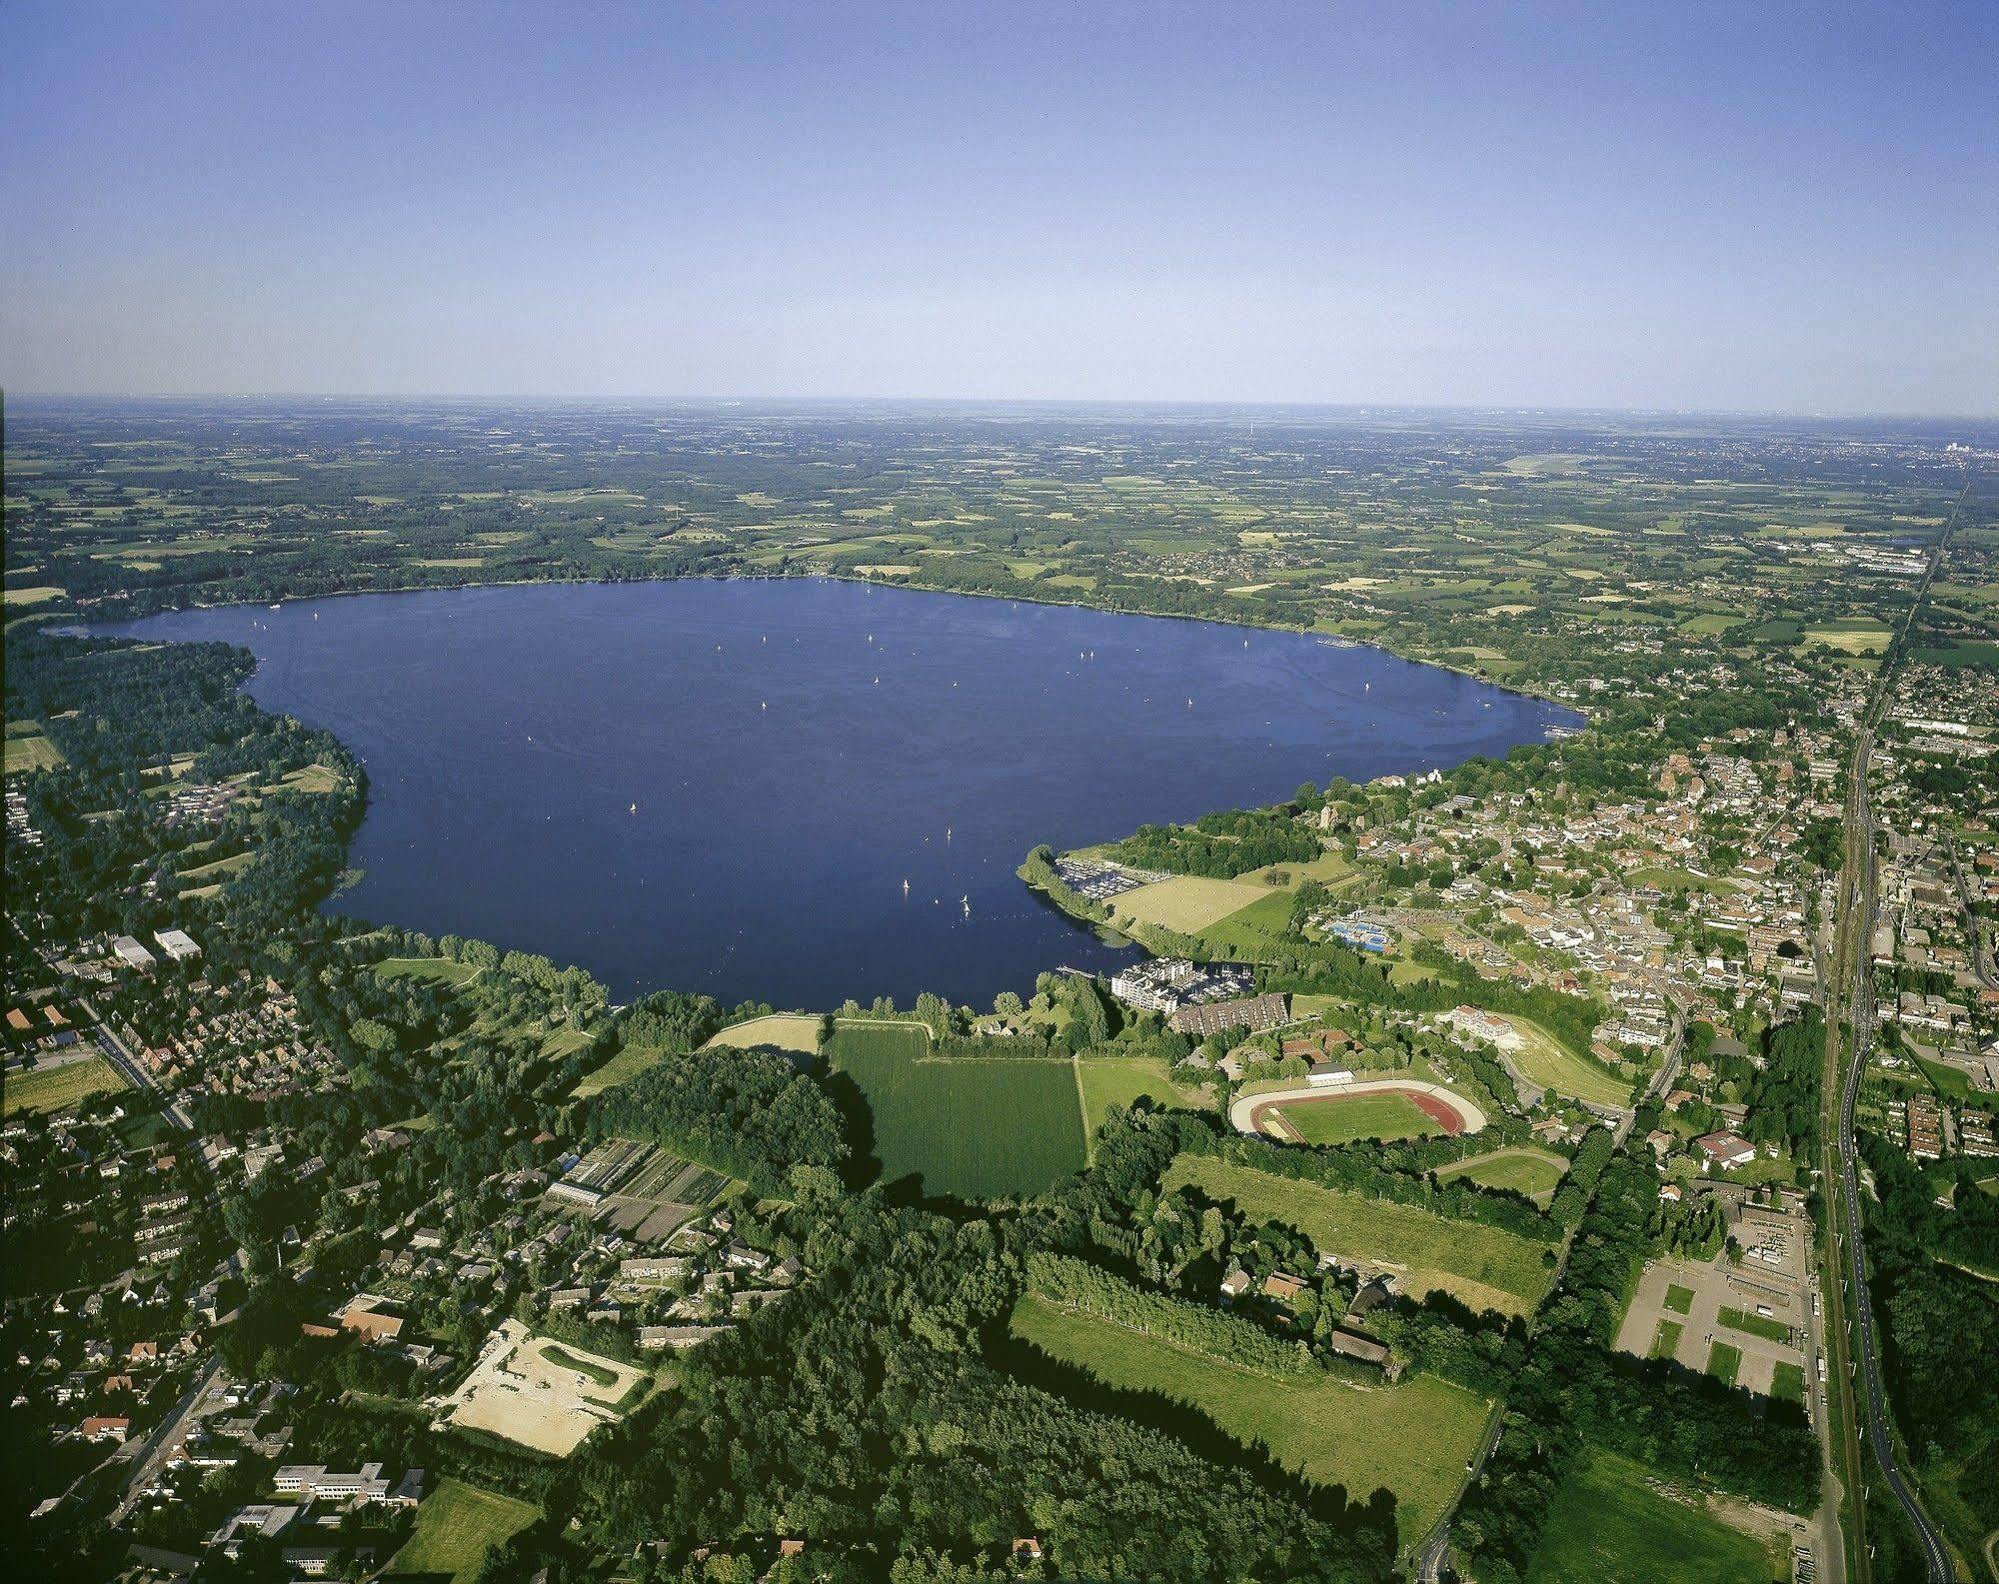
102;579;1579;1008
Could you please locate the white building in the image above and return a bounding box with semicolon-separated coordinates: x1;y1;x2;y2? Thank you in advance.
110;935;157;971
155;928;202;961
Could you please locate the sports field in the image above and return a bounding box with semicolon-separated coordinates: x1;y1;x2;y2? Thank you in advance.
1273;1089;1440;1145
1524;1451;1784;1583
826;1025;1086;1198
4;1054;128;1117
386;1477;540;1584
1434;1146;1569;1203
1110;874;1266;933
1011;1291;1489;1550
1500;1015;1632;1108
1164;1155;1553;1316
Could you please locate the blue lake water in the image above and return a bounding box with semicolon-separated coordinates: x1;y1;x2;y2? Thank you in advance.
103;579;1578;1008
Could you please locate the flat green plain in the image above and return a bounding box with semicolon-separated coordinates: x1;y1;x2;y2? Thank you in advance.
386;1477;539;1584
1076;1056;1206;1132
1163;1155;1553;1317
3;1055;128;1117
1525;1451;1782;1583
1011;1291;1489;1550
828;1025;1086;1198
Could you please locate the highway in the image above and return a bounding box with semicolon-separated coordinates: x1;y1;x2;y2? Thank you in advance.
1820;483;1967;1583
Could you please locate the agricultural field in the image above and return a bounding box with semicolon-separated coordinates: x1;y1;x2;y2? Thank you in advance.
1272;1089;1439;1145
1499;1015;1633;1108
595;1148;730;1240
3;1054;128;1117
1108;874;1266;933
703;1013;822;1055
1197;890;1303;956
1011;1291;1490;1550
826;1024;1086;1198
1163;1155;1554;1316
1433;1146;1569;1204
441;1322;646;1456
1524;1451;1785;1584
3;721;64;772
385;1477;540;1584
1800;618;1892;655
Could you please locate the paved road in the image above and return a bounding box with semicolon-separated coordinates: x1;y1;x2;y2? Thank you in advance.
1936;830;1998;992
110;1355;226;1524
1415;1404;1506;1583
86;1007;197;1135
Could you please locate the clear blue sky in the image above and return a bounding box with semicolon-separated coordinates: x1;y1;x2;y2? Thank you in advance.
3;1;1994;411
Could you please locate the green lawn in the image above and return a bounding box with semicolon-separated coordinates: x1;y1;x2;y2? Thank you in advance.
1275;1090;1440;1145
1770;1362;1805;1404
1501;1015;1633;1108
374;955;481;987
1663;1284;1694;1315
827;1025;1086;1198
1010;1291;1489;1550
1525;1451;1784;1583
386;1477;539;1584
178;848;256;881
1707;1340;1744;1387
571;1042;668;1098
3;1055;128;1117
1076;1057;1206;1138
1650;1319;1684;1360
1433;1147;1569;1203
1717;1306;1791;1344
540;1342;620;1388
1163;1155;1554;1317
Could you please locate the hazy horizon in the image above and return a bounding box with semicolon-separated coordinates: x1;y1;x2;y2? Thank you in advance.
5;1;1996;414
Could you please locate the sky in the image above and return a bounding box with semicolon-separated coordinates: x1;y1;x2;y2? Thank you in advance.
2;1;1995;412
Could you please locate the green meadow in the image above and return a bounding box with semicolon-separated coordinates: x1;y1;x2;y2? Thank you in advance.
827;1025;1086;1198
